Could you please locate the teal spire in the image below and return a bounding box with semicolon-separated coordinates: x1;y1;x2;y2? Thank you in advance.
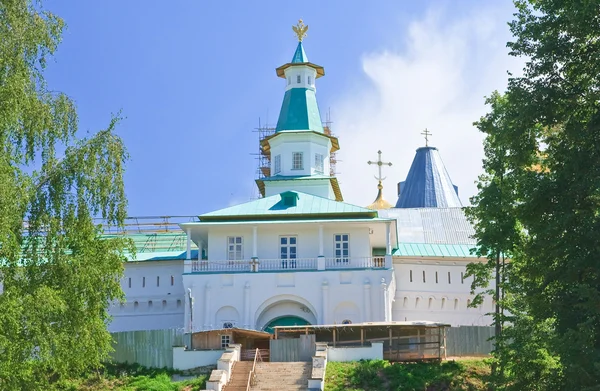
291;42;308;63
276;88;323;132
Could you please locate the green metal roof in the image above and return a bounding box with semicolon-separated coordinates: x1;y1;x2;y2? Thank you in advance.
393;243;478;258
261;174;333;182
276;88;323;133
291;42;308;63
199;191;376;221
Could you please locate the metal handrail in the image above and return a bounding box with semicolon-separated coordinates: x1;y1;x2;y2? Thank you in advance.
246;348;263;391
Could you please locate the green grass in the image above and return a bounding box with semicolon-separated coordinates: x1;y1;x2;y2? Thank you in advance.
52;362;209;391
325;359;491;391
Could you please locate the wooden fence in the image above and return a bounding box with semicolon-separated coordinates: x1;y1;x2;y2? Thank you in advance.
445;326;495;357
110;328;188;369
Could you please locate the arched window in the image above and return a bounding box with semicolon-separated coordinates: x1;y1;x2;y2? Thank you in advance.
467;299;472;309
134;301;139;311
441;298;446;309
162;300;167;309
428;298;433;309
415;297;420;308
176;299;182;308
148;300;153;309
341;319;352;325
403;297;408;308
454;298;459;310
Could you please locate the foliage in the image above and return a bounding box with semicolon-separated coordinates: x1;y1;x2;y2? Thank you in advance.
0;0;131;389
52;363;208;391
324;359;490;391
467;0;600;389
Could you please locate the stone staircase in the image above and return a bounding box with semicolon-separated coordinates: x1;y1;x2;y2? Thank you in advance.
222;361;253;391
222;361;312;391
252;362;312;391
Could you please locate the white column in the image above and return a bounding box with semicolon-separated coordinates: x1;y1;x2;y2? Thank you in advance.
381;278;388;322
317;225;325;270
203;283;211;330
252;226;258;259
321;280;329;324
385;222;392;255
363;279;372;321
318;225;324;256
186;228;191;260
243;282;251;329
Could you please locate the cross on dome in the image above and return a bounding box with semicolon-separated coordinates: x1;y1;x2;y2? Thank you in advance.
367;150;393;183
421;128;432;147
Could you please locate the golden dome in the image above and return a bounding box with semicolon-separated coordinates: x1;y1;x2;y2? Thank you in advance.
367;181;393;210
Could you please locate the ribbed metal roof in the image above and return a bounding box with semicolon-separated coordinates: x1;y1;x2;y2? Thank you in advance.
395;146;462;208
379;207;476;245
200;191;375;221
393;243;476;258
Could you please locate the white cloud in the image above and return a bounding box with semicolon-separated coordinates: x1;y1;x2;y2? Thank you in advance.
334;2;522;207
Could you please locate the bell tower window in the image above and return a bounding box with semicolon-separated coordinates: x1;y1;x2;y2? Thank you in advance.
314;153;324;174
308;76;312;85
273;155;281;175
287;77;291;85
296;74;301;84
292;152;303;170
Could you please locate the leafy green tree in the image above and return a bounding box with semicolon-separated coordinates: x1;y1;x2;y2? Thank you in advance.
469;0;600;389
0;1;131;389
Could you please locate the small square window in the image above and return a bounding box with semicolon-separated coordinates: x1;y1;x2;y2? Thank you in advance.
221;335;231;348
296;75;301;83
274;154;281;175
292;152;303;170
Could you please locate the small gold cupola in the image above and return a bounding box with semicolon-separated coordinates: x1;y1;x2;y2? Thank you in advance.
366;150;393;210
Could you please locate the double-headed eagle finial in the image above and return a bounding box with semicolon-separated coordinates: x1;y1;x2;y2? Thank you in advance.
292;19;309;42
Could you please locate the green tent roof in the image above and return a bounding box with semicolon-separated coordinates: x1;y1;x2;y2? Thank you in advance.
200;191;377;221
276;88;323;133
291;41;308;63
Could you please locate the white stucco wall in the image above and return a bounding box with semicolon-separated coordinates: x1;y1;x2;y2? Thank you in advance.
183;268;394;332
268;132;331;178
205;222;374;261
327;342;384;362
172;347;225;370
264;179;335;199
108;261;186;332
391;259;493;326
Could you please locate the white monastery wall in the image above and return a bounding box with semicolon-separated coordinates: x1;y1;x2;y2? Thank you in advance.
182;268;394;332
391;259;493;326
108;260;185;332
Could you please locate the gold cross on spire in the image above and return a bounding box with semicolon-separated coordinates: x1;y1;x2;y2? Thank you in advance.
367;150;393;182
421;128;432;147
292;19;309;42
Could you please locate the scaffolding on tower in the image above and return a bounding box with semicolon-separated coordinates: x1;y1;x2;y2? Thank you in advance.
323;108;338;177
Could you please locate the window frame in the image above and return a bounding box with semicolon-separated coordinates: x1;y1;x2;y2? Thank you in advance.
280;235;298;269
314;153;324;174
221;334;231;348
273;154;281;175
292;152;303;170
296;74;301;83
227;236;244;261
334;233;350;263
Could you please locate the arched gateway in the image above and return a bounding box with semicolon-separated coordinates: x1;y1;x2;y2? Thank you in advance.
255;295;317;333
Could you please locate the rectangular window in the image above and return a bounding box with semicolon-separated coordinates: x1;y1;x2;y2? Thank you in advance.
461;272;464;284
227;237;243;260
171;275;174;286
274;154;281;175
334;234;350;263
308;75;312;85
296;74;301;83
156;276;160;287
142;277;146;288
422;271;426;283
314;153;324;174
409;270;413;282
280;236;297;269
435;271;438;284
287;77;291;85
128;277;131;288
221;335;231;348
292;152;303;170
448;272;451;284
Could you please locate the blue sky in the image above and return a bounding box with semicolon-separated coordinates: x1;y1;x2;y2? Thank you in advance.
45;0;519;217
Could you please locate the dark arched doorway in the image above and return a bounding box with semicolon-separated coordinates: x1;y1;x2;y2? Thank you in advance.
263;315;311;334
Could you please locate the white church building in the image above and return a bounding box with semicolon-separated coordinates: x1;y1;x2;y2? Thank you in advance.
107;24;493;333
